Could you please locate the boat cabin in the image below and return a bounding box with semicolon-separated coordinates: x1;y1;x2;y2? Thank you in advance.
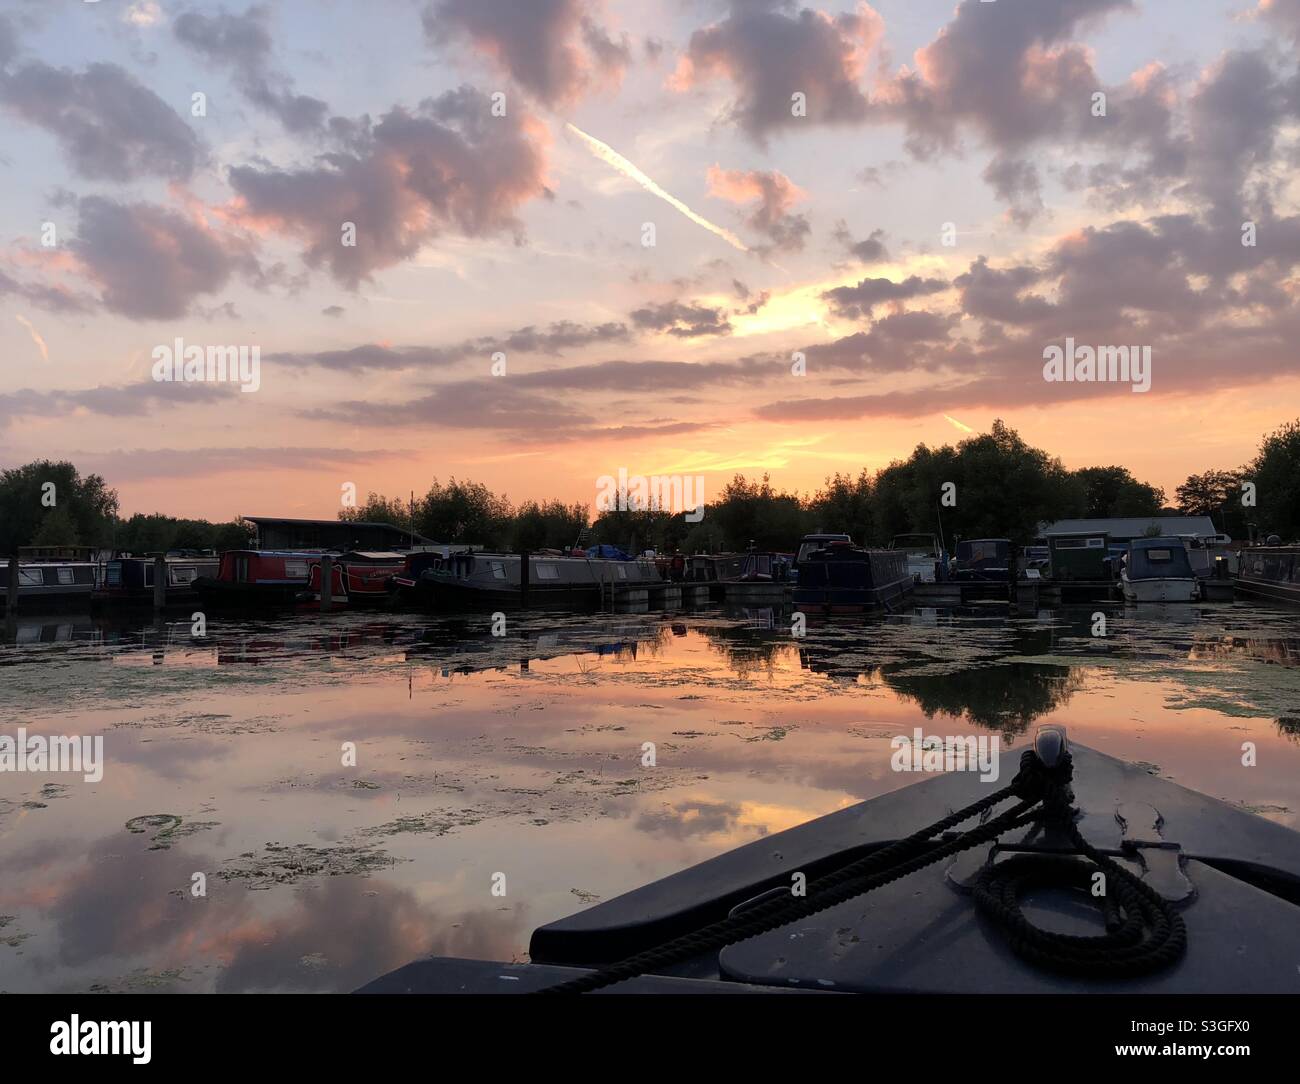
796;534;852;566
1047;532;1109;581
1124;537;1196;581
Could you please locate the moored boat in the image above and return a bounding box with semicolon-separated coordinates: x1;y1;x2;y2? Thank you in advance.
889;533;946;583
0;561;97;613
1120;537;1200;602
193;549;321;607
1235;544;1300;605
950;538;1012;582
792;542;912;612
392;549;661;610
92;554;218;607
301;551;407;607
358;727;1300;994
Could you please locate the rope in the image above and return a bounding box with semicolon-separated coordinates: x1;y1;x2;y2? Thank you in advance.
534;748;1186;993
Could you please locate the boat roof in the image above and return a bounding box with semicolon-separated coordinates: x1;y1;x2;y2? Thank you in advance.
1041;515;1222;540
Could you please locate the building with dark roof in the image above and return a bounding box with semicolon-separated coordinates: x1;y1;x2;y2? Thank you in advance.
242;516;432;551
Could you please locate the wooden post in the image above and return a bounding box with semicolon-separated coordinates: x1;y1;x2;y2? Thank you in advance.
320;555;333;613
6;555;18;616
153;555;167;610
519;549;530;609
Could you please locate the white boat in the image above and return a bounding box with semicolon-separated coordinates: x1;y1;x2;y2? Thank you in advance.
1120;537;1200;602
889;533;944;583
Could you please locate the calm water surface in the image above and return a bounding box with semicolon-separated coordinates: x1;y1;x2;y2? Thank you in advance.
2;601;1298;992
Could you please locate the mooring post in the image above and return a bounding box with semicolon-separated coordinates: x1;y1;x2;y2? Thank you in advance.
320;555;333;613
519;549;530;609
153;555;167;610
5;554;19;616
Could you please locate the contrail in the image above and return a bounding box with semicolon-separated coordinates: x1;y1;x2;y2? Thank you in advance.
15;314;48;362
566;122;749;253
943;413;973;433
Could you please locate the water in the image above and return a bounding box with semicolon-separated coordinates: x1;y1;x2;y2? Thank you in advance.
2;602;1298;992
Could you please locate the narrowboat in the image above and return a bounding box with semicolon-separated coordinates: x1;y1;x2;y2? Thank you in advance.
301;551;408;607
359;727;1300;995
719;551;792;602
0;561;97;612
791;542;912;612
1235;545;1300;605
391;549;661;610
889;533;946;583
92;554;219;606
193;549;321;606
1120;537;1200;602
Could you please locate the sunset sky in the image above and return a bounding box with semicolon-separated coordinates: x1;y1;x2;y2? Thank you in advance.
1;0;1298;521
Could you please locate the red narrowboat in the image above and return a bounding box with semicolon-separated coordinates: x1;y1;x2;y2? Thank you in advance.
301;552;407;607
194;550;321;606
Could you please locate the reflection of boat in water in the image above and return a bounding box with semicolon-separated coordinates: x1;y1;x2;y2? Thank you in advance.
360;727;1300;994
1120;538;1200;602
792;543;913;612
1235;545;1300;606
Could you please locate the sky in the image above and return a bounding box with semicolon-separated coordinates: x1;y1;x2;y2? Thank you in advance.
1;0;1298;522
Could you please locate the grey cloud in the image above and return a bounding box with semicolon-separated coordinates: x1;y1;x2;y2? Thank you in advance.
630;301;732;337
0;60;201;181
0;382;231;431
271;321;630;372
71;196;252;319
173;5;328;133
831;221;889;263
227;87;549;287
425;0;629;106
821;274;948;320
676;1;882;140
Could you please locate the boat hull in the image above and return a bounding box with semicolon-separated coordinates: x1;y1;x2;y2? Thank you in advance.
358;741;1300;994
792;574;914;612
1121;574;1199;602
193;577;305;607
1235;578;1300;605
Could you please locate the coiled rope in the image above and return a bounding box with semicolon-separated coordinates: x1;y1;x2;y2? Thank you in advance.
535;747;1186;994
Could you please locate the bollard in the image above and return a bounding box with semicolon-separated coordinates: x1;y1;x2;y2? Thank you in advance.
6;555;18;616
519;549;530;609
153;555;167;610
320;555;333;613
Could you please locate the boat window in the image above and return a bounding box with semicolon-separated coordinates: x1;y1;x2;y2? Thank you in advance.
19;568;43;586
617;565;628;579
1146;549;1173;562
106;565;122;586
172;566;198;585
489;561;506;580
1086;537;1105;548
1055;539;1086;549
57;567;75;585
535;563;559;580
285;560;309;579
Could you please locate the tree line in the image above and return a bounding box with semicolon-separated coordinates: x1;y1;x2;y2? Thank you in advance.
3;417;1298;555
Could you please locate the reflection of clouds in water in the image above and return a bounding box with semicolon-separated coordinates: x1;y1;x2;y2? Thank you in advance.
215;877;529;993
635;798;745;840
11;825;527;992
